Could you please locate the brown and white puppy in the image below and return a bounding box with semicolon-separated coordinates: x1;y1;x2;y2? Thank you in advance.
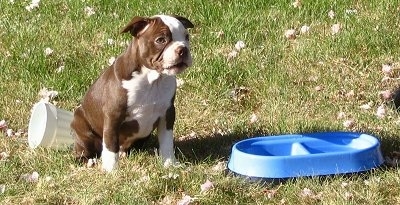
70;15;194;172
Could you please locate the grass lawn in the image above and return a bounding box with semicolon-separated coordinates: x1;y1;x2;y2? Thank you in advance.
1;0;400;204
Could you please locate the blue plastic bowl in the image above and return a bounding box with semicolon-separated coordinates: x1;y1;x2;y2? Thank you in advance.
227;132;384;179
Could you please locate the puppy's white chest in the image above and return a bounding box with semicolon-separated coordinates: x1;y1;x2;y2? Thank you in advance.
122;69;176;137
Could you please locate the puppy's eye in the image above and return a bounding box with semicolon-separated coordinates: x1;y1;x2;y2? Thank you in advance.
155;37;167;44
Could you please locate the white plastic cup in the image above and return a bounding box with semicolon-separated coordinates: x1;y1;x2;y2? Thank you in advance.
28;102;74;148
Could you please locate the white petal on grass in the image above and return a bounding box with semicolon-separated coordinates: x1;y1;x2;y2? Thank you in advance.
265;189;278;199
0;184;5;194
0;120;7;130
6;129;13;137
107;38;114;45
300;188;314;198
314;85;323;91
341;182;349;188
345;9;358;15
360;102;372;110
169;173;179;179
30;172;39;182
284;29;296;39
56;65;65;73
300;188;322;199
337;111;346;120
382;64;392;75
234;40;246;51
188;131;197;138
176;78;185;88
344;192;353;200
250;113;258;124
364;179;370;185
227;50;238;60
345;90;355;98
212;161;227;172
292;0;301;8
44;47;53;56
20;171;39;183
0;152;9;160
45;176;52;182
343;119;355;128
328;10;335;19
108;56;116;66
331;23;341;35
119;40;130;47
177;194;194;205
215;30;224;38
14;129;24;137
112;12;119;18
300;25;310;34
376;105;386;119
200;179;214;192
84;6;95;17
162;172;179;179
25;0;40;11
38;87;59;102
379;90;393;100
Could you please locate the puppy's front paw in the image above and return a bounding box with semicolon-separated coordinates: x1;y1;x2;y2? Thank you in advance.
163;156;178;167
101;150;118;172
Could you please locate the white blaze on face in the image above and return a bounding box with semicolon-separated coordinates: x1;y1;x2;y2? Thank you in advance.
155;15;192;75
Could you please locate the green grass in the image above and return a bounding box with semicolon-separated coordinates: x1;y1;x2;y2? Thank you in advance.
1;0;400;204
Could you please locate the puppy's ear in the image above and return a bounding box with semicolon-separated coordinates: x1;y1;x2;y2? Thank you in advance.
121;16;149;36
171;15;194;29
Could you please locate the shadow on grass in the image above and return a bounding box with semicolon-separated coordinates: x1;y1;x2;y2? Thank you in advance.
174;128;400;164
134;126;400;165
134;130;267;164
174;131;265;163
377;132;400;156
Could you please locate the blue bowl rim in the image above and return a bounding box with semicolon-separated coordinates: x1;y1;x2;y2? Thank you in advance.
227;131;384;178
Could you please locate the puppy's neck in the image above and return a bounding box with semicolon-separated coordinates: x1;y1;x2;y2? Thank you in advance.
113;45;140;81
146;68;161;84
117;41;174;84
125;42;165;84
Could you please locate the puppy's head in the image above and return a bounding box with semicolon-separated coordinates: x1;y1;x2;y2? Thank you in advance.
121;15;194;75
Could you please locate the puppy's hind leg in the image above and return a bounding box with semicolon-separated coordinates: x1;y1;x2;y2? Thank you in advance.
71;107;102;164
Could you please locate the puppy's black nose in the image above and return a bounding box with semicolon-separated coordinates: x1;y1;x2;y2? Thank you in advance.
176;46;188;57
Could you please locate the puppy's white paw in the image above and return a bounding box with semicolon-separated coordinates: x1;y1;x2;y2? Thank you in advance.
101;149;118;172
163;156;178;167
